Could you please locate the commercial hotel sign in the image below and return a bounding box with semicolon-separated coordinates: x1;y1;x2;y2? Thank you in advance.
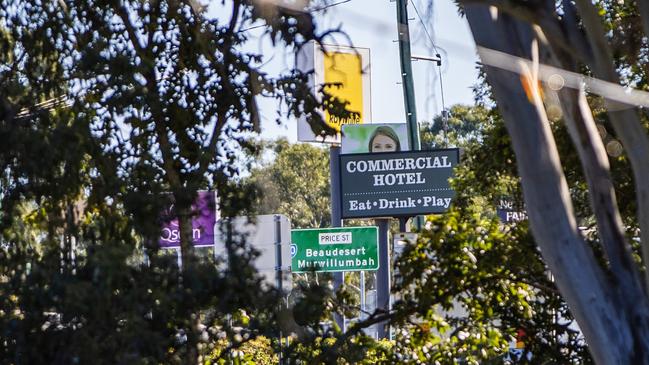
339;149;459;218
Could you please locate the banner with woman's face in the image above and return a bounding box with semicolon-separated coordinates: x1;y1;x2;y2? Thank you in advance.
341;123;410;154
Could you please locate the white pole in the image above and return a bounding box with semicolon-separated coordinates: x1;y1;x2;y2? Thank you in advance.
70;236;77;275
360;271;366;320
213;221;219;262
143;247;150;267
213;190;219;263
274;215;284;365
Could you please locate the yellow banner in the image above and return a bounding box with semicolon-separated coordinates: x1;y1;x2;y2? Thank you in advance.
323;51;364;131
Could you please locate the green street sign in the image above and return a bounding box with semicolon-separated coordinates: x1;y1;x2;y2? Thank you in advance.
291;227;379;273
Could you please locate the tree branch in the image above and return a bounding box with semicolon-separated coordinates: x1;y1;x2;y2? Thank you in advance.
460;0;589;65
112;4;191;272
532;28;644;300
196;1;241;178
574;0;649;292
555;82;642;294
314;309;397;363
114;4;148;59
463;5;646;363
637;0;649;48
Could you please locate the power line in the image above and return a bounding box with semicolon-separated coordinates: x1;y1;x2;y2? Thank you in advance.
409;0;441;57
409;0;448;145
311;0;352;12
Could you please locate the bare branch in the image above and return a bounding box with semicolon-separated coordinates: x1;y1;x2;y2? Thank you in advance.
196;1;242;178
460;0;589;65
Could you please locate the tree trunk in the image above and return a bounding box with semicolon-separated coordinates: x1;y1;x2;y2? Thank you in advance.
572;0;649;291
178;203;199;365
464;5;649;363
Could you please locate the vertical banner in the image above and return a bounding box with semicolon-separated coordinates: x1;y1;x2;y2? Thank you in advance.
297;41;372;143
159;191;218;248
323;51;364;128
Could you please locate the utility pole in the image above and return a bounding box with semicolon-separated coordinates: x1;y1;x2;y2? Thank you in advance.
369;0;423;340
397;0;425;233
396;0;420;151
375;218;391;339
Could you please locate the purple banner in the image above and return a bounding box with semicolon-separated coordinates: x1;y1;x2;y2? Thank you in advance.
159;191;218;248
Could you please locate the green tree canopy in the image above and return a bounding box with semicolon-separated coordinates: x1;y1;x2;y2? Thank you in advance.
0;1;339;363
420;104;492;149
460;0;649;362
243;139;331;229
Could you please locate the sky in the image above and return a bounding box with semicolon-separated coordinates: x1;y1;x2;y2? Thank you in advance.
245;0;480;142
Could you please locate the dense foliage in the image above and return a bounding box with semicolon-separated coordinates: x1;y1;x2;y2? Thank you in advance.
0;0;341;363
460;0;649;362
245;105;594;364
243;139;331;229
3;0;647;363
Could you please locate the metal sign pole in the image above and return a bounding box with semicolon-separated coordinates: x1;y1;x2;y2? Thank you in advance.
396;0;428;231
399;217;409;232
213;222;218;262
330;145;345;331
274;215;283;294
274;215;284;365
360;270;366;320
376;219;391;339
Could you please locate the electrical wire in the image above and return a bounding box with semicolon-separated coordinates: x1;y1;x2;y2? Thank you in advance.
437;61;448;146
409;0;448;146
409;0;441;58
311;0;352;12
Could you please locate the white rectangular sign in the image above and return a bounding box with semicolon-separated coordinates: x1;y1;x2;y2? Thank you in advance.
318;232;353;245
215;215;292;292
